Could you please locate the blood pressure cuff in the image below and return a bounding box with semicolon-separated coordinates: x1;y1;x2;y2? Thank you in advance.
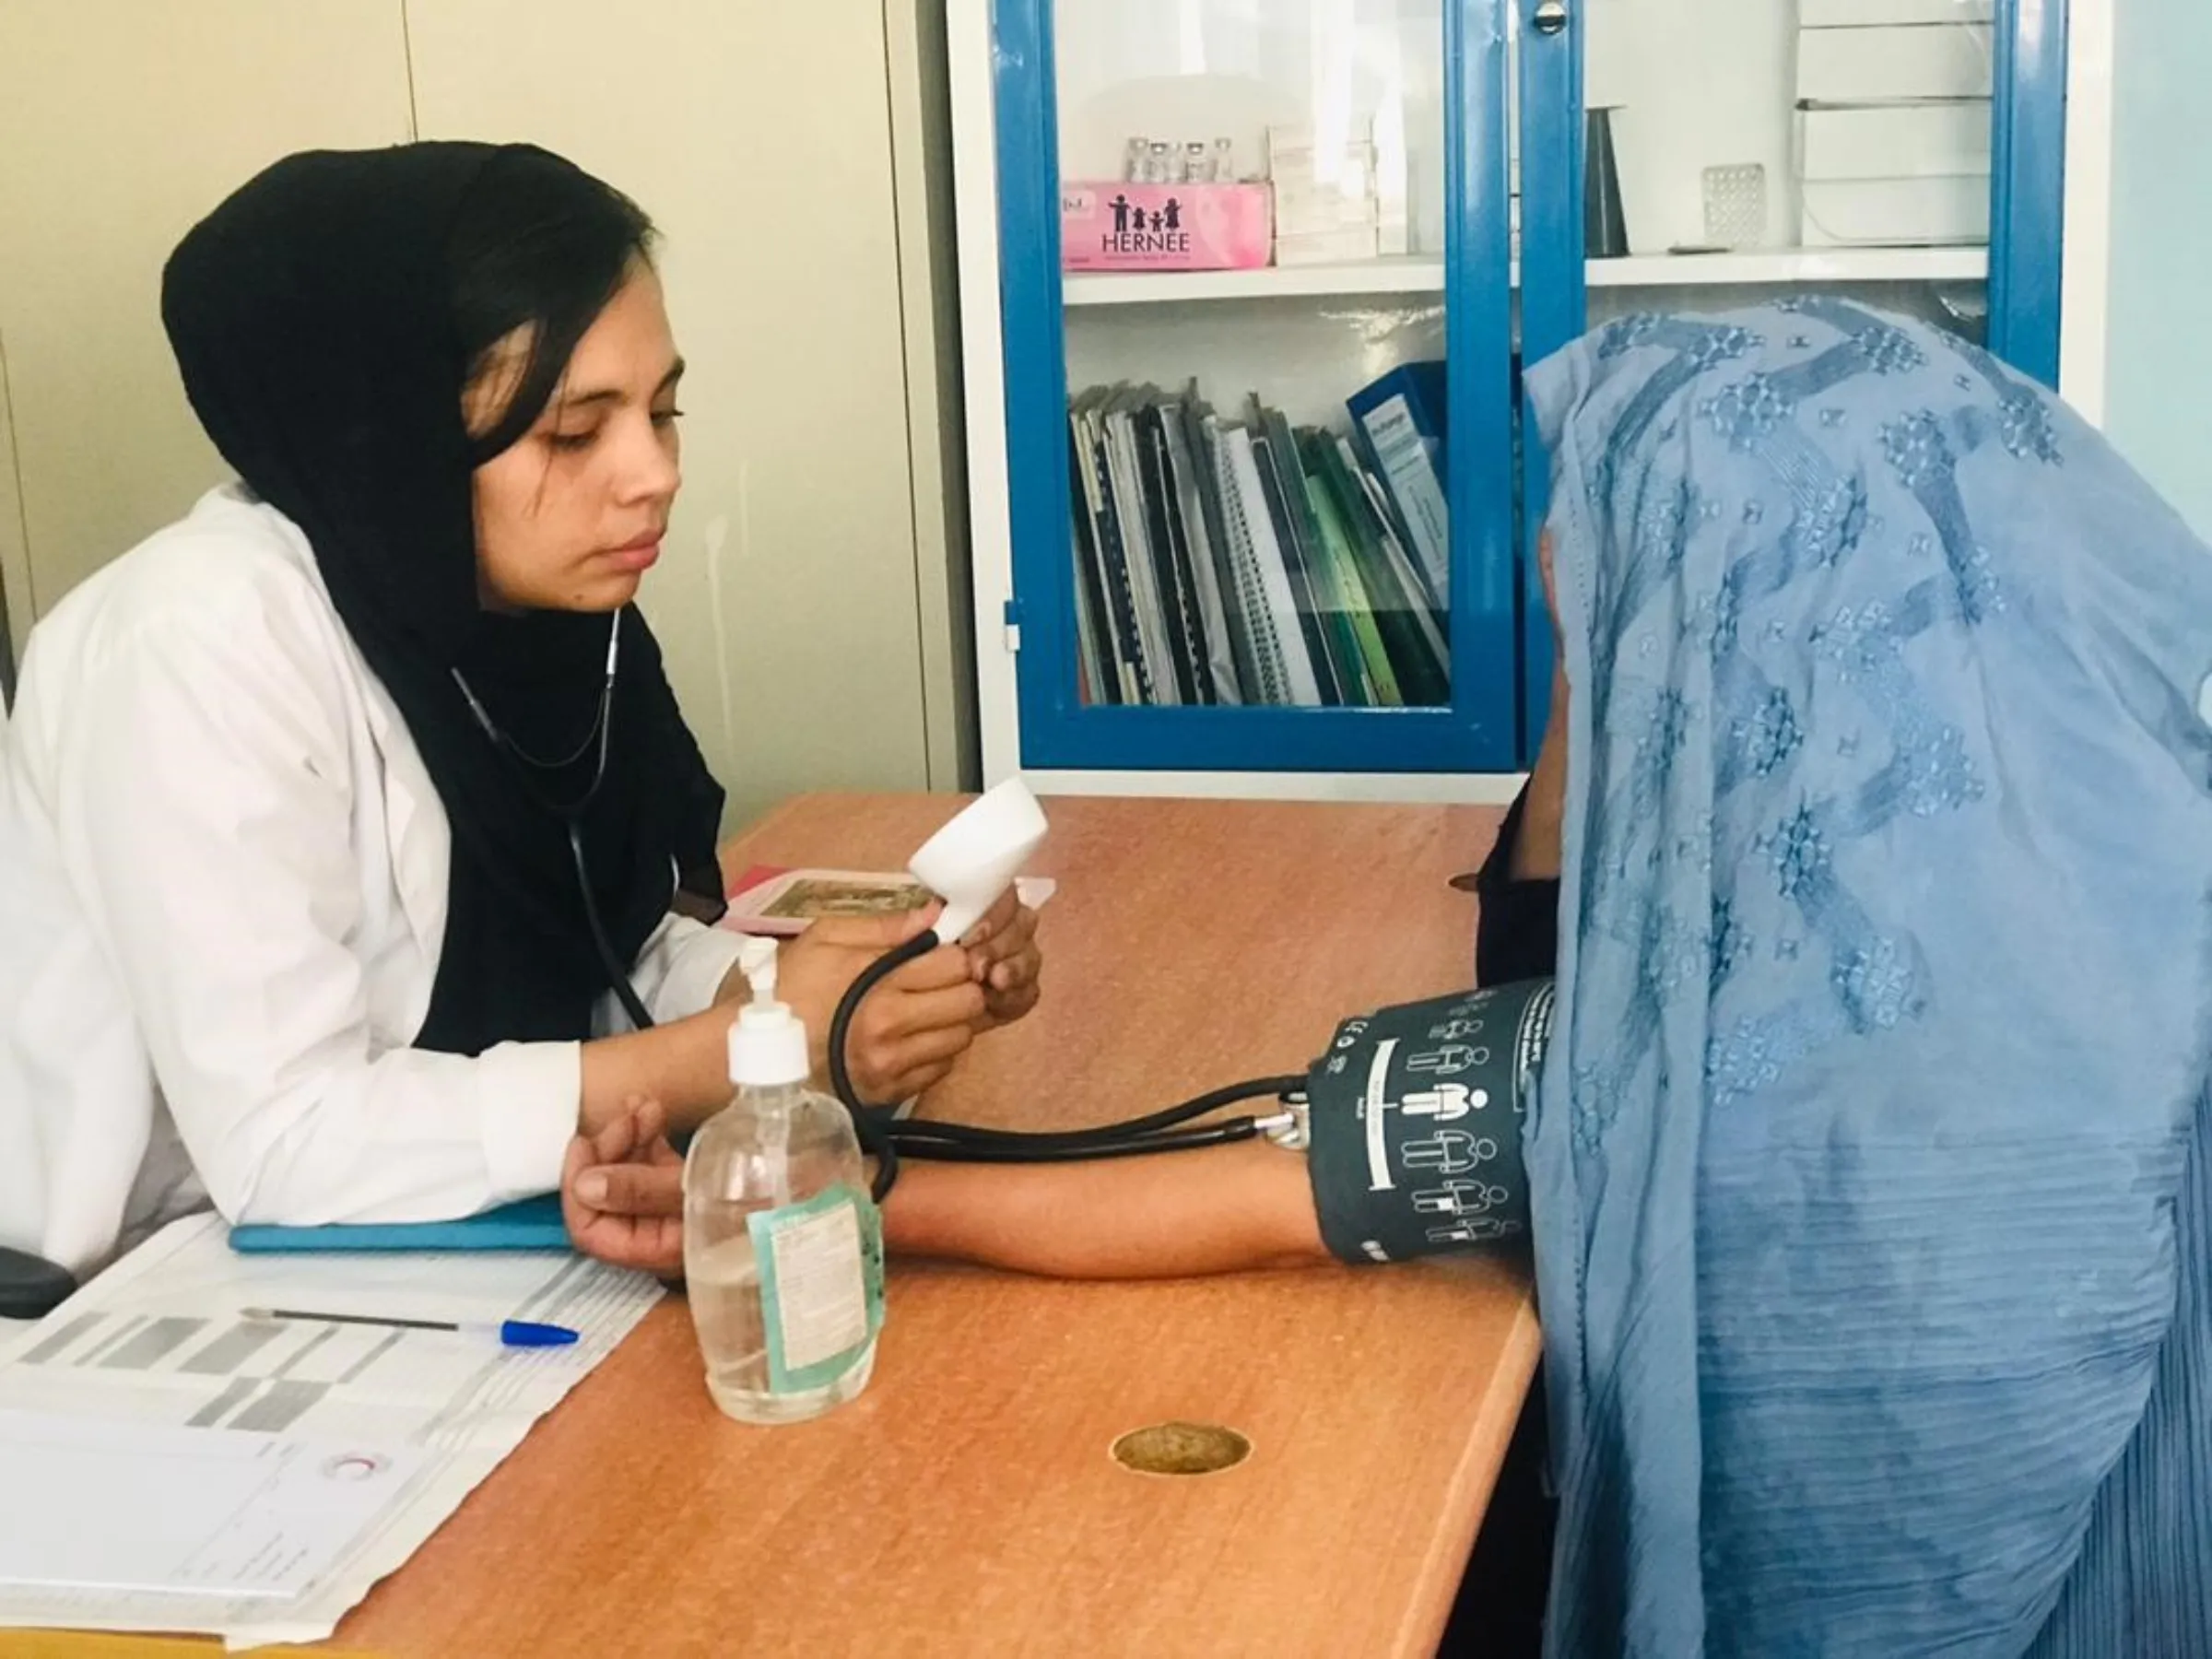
1303;979;1554;1265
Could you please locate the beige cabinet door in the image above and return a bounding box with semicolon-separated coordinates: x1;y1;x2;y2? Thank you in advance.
0;2;413;641
407;0;937;828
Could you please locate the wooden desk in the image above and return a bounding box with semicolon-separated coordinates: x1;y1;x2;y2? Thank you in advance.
337;795;1537;1657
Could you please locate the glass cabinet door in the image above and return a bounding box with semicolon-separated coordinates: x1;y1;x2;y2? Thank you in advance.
1526;0;2006;333
995;0;1521;776
1512;0;2067;747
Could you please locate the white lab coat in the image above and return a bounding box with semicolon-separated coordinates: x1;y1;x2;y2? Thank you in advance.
0;487;747;1277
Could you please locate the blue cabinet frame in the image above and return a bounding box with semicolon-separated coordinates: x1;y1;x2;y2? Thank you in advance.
1516;0;2072;749
992;0;1522;775
992;0;2071;776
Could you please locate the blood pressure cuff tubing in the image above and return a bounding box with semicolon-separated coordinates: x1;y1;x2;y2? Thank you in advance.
1303;980;1554;1265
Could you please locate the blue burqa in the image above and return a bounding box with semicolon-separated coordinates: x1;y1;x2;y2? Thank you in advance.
1524;301;2212;1656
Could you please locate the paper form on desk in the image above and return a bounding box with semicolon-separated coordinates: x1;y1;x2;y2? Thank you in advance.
0;1213;665;1648
0;1409;426;1599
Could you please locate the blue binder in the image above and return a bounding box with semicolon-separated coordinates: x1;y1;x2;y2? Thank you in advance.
1347;361;1451;612
228;1193;571;1253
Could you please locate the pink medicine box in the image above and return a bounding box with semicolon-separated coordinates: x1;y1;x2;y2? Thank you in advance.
1061;182;1272;272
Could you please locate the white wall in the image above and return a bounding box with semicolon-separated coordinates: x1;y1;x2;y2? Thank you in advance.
2102;0;2212;536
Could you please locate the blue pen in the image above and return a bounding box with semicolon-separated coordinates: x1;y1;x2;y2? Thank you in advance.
243;1306;580;1347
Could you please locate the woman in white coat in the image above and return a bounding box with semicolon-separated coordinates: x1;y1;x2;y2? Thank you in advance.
0;144;1041;1283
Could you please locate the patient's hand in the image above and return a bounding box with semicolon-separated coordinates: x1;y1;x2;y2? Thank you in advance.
563;1098;685;1277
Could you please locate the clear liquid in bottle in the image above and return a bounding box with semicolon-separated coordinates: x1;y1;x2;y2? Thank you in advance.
684;941;882;1426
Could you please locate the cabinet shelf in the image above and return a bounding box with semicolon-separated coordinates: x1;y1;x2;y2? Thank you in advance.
1581;247;1987;288
1061;246;1987;309
1063;258;1447;307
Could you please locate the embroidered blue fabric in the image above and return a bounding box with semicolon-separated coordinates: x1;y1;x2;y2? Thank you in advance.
1524;300;2212;1657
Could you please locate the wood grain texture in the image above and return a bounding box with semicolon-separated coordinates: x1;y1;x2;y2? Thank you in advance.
0;1639;361;1658
323;794;1539;1659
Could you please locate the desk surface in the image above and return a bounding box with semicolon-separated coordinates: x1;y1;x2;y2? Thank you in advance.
331;793;1536;1659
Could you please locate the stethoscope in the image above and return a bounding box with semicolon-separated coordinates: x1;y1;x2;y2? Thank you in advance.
825;934;1307;1201
458;612;1307;1201
453;610;655;1033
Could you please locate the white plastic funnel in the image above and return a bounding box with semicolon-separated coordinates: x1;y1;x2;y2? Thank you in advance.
909;778;1049;943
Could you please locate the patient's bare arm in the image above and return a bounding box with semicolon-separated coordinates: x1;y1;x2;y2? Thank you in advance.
885;1140;1330;1279
562;1104;1332;1281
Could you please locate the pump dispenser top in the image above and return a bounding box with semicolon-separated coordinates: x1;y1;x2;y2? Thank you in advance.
727;935;807;1088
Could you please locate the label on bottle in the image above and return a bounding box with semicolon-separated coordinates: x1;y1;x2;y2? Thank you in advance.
747;1183;885;1394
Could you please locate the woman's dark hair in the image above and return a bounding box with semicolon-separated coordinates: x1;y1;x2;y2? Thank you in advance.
448;147;655;463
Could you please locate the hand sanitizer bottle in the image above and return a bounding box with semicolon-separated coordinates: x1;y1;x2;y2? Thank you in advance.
684;937;883;1424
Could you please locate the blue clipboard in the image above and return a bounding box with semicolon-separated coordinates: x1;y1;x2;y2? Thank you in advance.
228;1194;571;1253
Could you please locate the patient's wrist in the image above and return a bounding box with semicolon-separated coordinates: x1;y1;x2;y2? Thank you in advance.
1509;771;1565;881
1509;673;1569;881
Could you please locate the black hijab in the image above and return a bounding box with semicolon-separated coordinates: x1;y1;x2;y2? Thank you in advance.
160;143;726;1053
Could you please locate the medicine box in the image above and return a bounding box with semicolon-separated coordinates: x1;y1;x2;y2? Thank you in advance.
1795;101;1991;181
1061;182;1272;272
1801;175;1989;247
1797;24;1994;103
1269;145;1381;233
1273;162;1379;206
1273;185;1382;233
1800;0;1994;25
